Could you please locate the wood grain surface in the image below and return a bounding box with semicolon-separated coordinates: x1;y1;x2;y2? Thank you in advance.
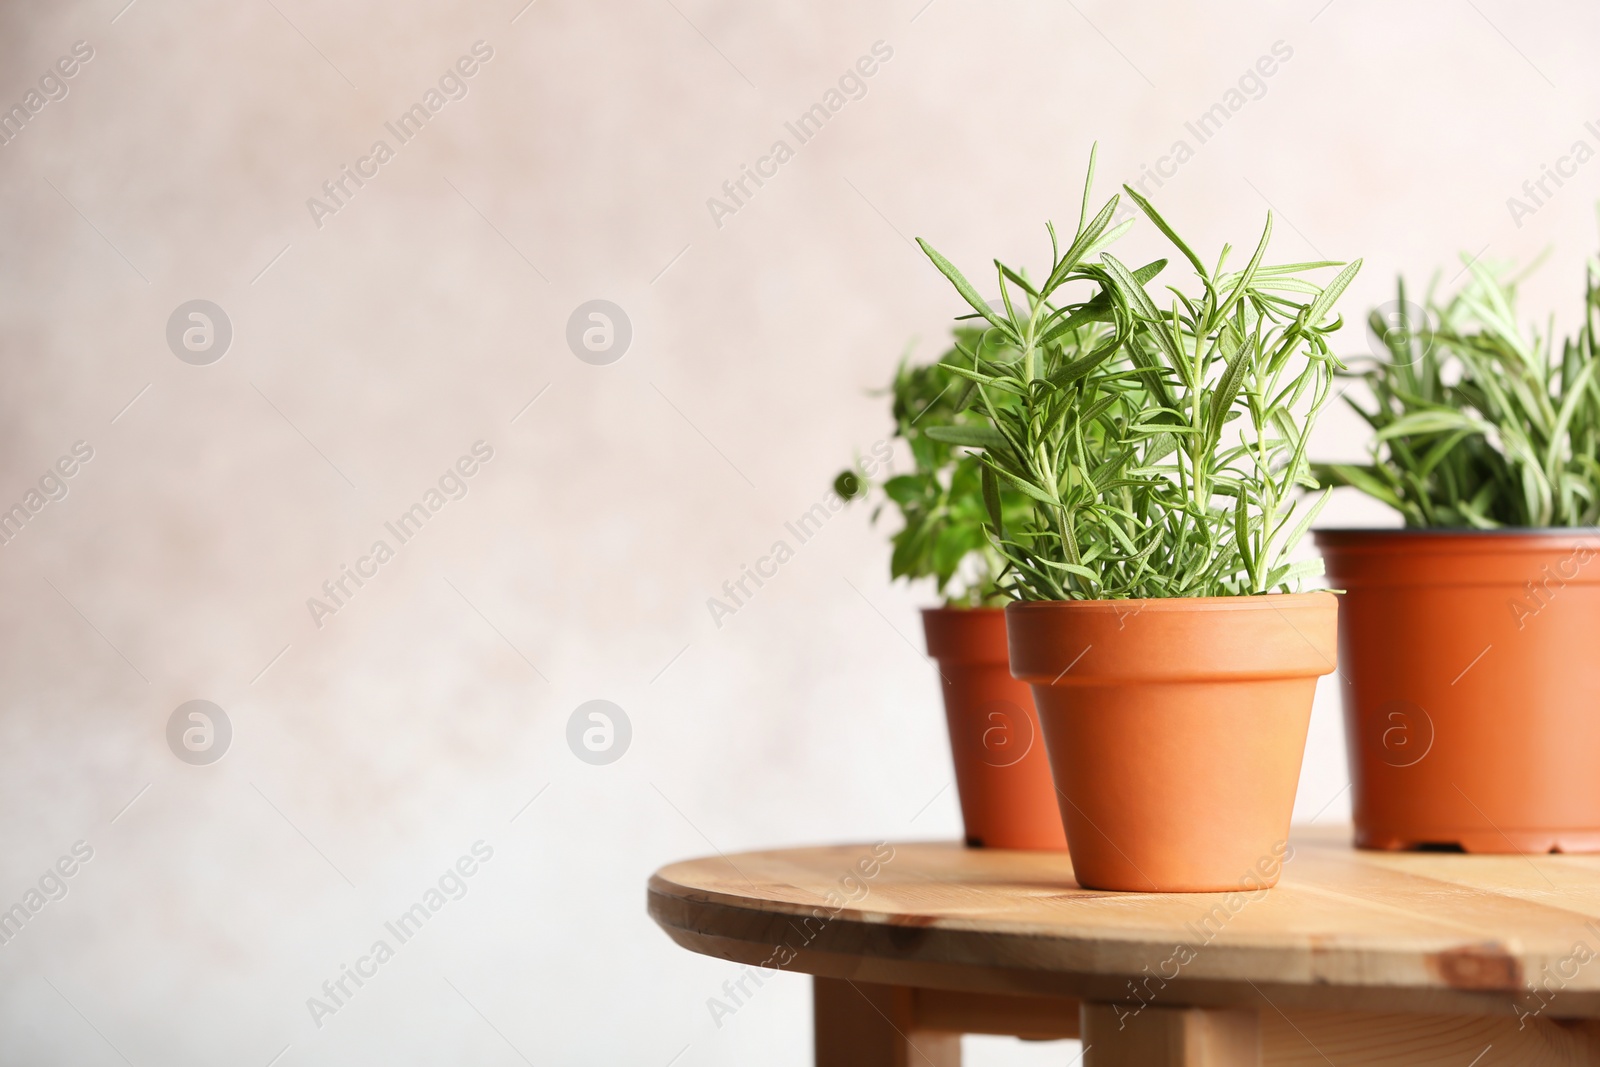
649;826;1600;1020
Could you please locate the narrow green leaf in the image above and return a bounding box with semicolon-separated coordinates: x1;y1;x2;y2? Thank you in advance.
981;463;1003;535
917;238;1007;329
924;424;1010;450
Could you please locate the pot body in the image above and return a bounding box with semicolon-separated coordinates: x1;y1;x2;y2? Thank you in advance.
1007;593;1336;892
922;608;1066;850
1317;529;1600;853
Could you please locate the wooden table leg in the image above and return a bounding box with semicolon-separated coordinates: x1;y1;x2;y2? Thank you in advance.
1081;1001;1260;1066
813;978;961;1067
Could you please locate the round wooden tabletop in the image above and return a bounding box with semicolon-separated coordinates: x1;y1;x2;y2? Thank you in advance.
648;825;1600;1019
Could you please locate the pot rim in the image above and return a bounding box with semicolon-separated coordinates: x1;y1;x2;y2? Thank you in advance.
1315;526;1600;538
1005;590;1333;613
919;605;1005;618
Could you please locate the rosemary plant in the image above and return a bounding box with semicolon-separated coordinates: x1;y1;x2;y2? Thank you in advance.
917;150;1360;600
1317;258;1600;527
835;331;1033;606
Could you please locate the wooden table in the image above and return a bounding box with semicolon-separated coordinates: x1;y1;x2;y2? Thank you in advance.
648;826;1600;1066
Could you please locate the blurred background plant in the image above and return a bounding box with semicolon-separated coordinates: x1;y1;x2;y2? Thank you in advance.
1317;252;1600;528
835;331;1032;607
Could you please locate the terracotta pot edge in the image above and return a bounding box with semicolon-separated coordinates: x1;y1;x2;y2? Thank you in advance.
920;605;1005;619
1004;590;1335;614
1316;528;1600;548
922;606;1010;665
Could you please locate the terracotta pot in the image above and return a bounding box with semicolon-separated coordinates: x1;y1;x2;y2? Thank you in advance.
922;608;1066;850
1317;529;1600;853
1006;593;1336;892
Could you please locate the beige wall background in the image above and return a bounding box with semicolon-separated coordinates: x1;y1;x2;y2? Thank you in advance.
0;0;1595;1063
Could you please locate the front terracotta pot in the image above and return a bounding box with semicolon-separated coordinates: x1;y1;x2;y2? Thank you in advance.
1317;529;1600;853
922;608;1066;850
1007;593;1336;892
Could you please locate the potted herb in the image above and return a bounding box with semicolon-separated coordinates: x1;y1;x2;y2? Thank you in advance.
918;150;1359;891
838;336;1066;850
1315;259;1600;853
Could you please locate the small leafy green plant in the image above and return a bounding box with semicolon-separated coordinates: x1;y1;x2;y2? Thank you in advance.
1317;257;1600;528
836;332;1032;606
916;149;1361;601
